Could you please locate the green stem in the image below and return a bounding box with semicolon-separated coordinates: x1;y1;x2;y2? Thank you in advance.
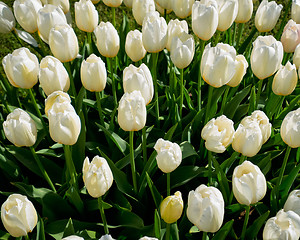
86;32;93;56
239;154;247;164
30;147;56;192
202;232;207;240
256;80;263;109
208;151;213;186
198;40;205;111
63;145;77;186
98;196;109;234
241;205;250;240
107;57;117;106
236;23;244;49
96;91;105;126
179;68;184;120
142;126;147;163
166;223;170;240
220;86;229;115
64;62;77;98
167;172;170;196
214;31;221;46
24;234;30;240
129;131;138;193
34;31;47;57
112;7;116;27
151;52;160;126
204;85;214;124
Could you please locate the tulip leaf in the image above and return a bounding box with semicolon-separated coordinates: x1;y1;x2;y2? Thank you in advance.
62;218;75;238
146;172;163;209
116;207;145;230
180;141;197;160
265;93;284;119
164;123;178;141
0;146;20;179
0;230;10;239
238;28;258;54
171;222;180;240
245;211;270;240
189;226;200;233
276;95;300;120
211;219;234;240
220;151;239;174
65;185;84;214
154;209;161;239
36;216;46;240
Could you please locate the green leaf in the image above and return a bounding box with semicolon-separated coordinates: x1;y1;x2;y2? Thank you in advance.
154;209;161;239
146;172;163;209
189;226;200;233
245;210;269;240
36;216;46;240
181;141;197;160
65;185;84;214
211;219;234;240
265;93;284;119
170;222;180;240
0;146;20;179
116;208;144;230
276;95;300;120
164;123;178;141
62;218;75;238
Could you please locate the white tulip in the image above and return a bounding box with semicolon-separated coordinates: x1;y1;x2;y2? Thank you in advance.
124;0;133;8
125;30;147;62
292;0;300;24
139;237;158;240
62;236;84;240
216;0;238;31
171;0;194;19
0;2;16;33
99;235;116;240
280;108;300;148
226;54;248;87
281;20;300;53
75;0;98;32
235;0;253;23
42;0;69;13
132;0;155;26
102;0;122;7
45;90;71;116
160;191;183;224
293;43;300;68
166;19;188;52
284;190;300;216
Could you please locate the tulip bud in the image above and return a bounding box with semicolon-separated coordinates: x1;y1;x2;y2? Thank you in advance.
272;61;298;96
155;0;171;10
166;19;188;51
201;43;237;88
263;209;300;240
13;0;42;33
216;0;238;31
160;191;183;224
201;115;235;153
187;184;224;233
154;138;182;173
280;108;300;148
81;54;107;92
124;0;132;8
251;35;283;80
232;161;267;205
45;90;71;116
132;0;155;26
94;21;120;58
39;56;70;96
255;0;283;33
226;55;248;87
292;0;300;24
37;4;67;43
284;190;300;216
1;194;38;237
281;20;300;53
62;236;84;240
139;237;158;240
171;0;194;19
235;0;253;23
49;24;79;63
2;47;39;89
142;11;167;53
102;0;122;7
3;108;37;147
42;0;69;13
123;64;153;105
0;2;15;33
75;0;98;32
118;91;147;131
192;0;218;41
125;30;147;62
82;156;114;198
293;44;300;68
99;235;116;240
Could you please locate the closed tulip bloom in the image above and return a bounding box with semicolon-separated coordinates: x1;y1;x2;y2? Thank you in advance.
251;35;283;80
2;47;39;89
37;4;67;43
293;44;300;68
0;2;15;33
132;0;155;25
216;0;238;31
3;108;37;147
166;19;188;51
272;62;298;96
292;0;300;24
281;20;300;53
192;0;218;41
226;55;248;87
201;115;235;153
255;0;282;32
201;43;237;88
118;91;147;131
154;138;182;173
94;21;120;58
172;0;194;19
284;190;300;216
232;161;267;205
155;0;172;10
49;24;79;63
1;194;38;237
124;0;133;8
81;54;107;92
155;1;172;14
82;156;113;198
142;11;167;53
42;0;69;13
39;56;70;96
103;0;122;7
62;236;84;240
280;108;300;148
139;237;158;240
187;184;224;233
263;209;300;240
13;0;42;33
123;64;153;105
75;0;98;32
99;235;116;240
160;191;183;224
125;30;147;62
45;90;71;116
235;0;253;23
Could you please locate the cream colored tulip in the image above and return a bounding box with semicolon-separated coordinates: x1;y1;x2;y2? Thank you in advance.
142;11;167;53
251;35;283;79
91;0;101;3
292;0;300;24
293;44;300;68
81;54;107;92
118;91;147;131
139;237;158;240
281;20;300;53
192;0;218;41
13;0;42;33
284;190;300;216
272;61;298;96
187;184;224;233
255;0;283;32
124;0;133;8
39;56;70;96
0;2;15;33
125;30;147;62
227;55;248;87
201;115;235;153
160;191;183;224
155;0;171;10
280;108;300;148
1;194;38;237
2;47;39;89
45;90;71;116
155;1;172;15
123;64;153;105
132;0;155;26
103;0;122;7
62;236;84;240
166;19;188;51
232;161;267;205
99;235;116;240
94;21;120;58
3;108;37;147
75;0;98;32
82;156;114;198
216;0;238;31
154;138;182;173
42;0;69;13
171;0;194;19
235;0;253;23
201;43;237;88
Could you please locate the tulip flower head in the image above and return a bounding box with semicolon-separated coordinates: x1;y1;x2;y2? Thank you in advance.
284;190;300;216
226;54;248;87
125;30;147;62
155;0;172;10
160;191;183;224
45;90;71;116
102;0;123;7
171;0;194;19
124;0;133;8
281;20;300;53
0;1;16;33
216;0;238;32
42;0;69;13
99;235;116;240
293;43;300;68
75;0;99;32
62;236;84;240
139;237;158;240
235;0;253;23
132;0;155;26
166;19;188;52
292;0;300;24
280;107;300;148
